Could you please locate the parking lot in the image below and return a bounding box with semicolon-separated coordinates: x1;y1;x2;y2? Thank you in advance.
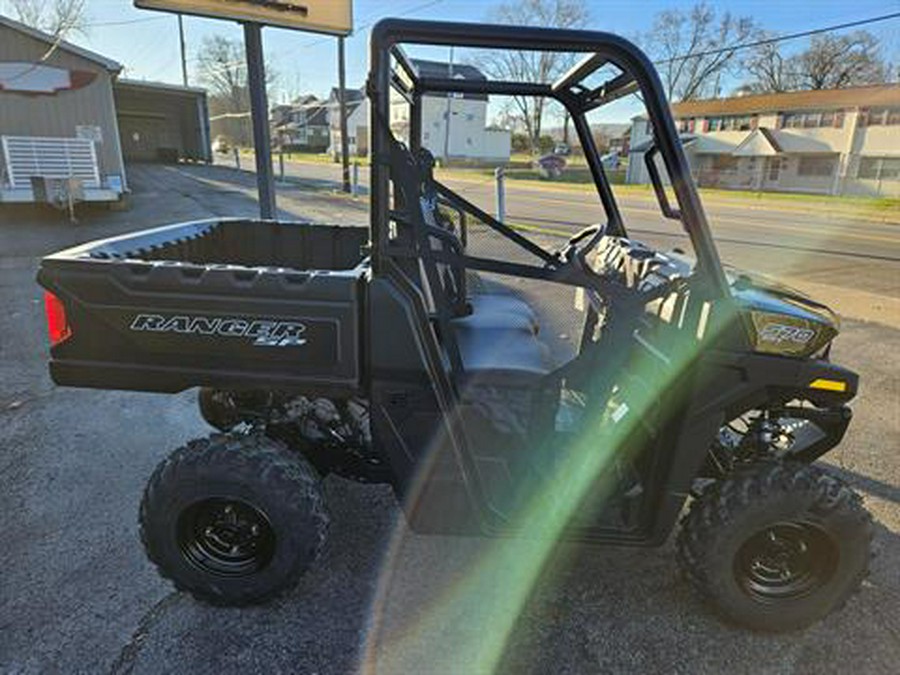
1;163;898;674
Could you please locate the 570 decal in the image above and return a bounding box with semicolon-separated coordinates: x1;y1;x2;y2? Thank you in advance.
130;314;307;348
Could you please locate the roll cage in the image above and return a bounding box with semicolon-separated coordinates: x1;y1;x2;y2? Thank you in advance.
367;18;730;298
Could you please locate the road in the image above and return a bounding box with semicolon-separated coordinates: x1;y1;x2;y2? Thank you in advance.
1;163;898;674
229;154;900;298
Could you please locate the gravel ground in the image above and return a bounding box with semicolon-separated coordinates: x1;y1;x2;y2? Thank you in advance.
1;164;898;674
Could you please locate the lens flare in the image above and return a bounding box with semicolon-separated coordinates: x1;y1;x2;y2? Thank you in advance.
361;294;736;673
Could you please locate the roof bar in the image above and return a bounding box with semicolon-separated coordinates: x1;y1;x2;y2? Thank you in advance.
584;73;639;111
417;76;552;98
390;44;418;84
390;71;414;105
552;53;608;93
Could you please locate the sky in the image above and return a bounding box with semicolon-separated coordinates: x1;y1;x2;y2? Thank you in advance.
3;0;899;124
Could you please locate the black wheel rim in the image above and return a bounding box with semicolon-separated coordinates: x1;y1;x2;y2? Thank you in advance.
735;521;838;603
177;498;276;577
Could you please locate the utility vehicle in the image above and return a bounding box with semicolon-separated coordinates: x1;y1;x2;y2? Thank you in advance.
37;19;871;632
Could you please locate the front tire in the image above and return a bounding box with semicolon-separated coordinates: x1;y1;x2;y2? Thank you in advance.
140;432;328;606
677;461;871;631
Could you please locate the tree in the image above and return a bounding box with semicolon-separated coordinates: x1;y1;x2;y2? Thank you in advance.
6;0;87;39
477;0;589;151
744;37;793;93
792;31;887;90
643;3;756;101
195;35;278;147
744;30;887;93
195;35;251;145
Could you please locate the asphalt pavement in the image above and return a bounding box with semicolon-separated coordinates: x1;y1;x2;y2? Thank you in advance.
1;163;898;674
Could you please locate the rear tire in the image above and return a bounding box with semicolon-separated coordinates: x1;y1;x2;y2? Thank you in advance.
140;432;328;606
676;461;871;631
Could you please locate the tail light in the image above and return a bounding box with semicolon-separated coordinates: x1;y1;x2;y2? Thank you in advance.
44;291;72;346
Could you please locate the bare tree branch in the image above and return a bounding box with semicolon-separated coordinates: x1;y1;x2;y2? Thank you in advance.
476;0;589;150
744;29;887;93
793;31;886;90
8;0;87;39
642;2;757;101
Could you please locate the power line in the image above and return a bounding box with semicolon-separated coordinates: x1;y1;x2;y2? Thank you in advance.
658;11;900;65
85;16;168;28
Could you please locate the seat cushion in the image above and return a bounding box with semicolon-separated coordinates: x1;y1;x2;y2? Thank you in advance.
458;293;539;335
452;320;552;388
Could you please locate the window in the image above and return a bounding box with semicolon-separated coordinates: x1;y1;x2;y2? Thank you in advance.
797;156;836;177
882;158;900;179
781;110;843;129
859;107;900;126
735;115;753;131
858;157;879;179
858;157;900;180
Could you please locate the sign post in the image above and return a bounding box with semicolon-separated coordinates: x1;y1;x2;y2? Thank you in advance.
134;1;352;219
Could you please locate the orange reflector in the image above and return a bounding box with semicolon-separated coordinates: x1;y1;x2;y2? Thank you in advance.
44;291;72;346
809;378;846;392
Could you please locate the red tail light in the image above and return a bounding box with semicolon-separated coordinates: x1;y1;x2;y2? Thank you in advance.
44;291;72;346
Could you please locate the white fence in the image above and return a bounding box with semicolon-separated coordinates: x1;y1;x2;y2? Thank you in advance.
1;135;100;189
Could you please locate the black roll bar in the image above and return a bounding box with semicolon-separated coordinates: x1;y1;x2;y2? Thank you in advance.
369;18;731;298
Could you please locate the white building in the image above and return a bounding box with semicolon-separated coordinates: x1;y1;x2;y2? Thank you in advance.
627;84;900;196
390;59;510;162
327;87;368;158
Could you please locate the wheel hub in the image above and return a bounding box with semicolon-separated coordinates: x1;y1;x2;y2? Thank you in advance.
735;521;837;602
177;498;275;577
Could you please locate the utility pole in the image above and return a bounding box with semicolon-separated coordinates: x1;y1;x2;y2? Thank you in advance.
338;36;351;193
177;14;188;87
442;46;454;162
243;22;276;219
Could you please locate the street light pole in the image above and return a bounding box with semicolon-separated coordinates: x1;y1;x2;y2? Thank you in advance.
177;14;188;87
243;22;277;219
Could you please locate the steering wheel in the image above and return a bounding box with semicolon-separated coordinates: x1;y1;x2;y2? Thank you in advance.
553;223;608;267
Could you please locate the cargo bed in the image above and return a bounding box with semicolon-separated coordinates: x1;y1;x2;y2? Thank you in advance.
37;218;370;395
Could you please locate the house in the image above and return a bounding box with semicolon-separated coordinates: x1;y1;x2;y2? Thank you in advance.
328;87;368;158
273;95;330;153
626;84;900;196
389;59;511;162
0;14;127;202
